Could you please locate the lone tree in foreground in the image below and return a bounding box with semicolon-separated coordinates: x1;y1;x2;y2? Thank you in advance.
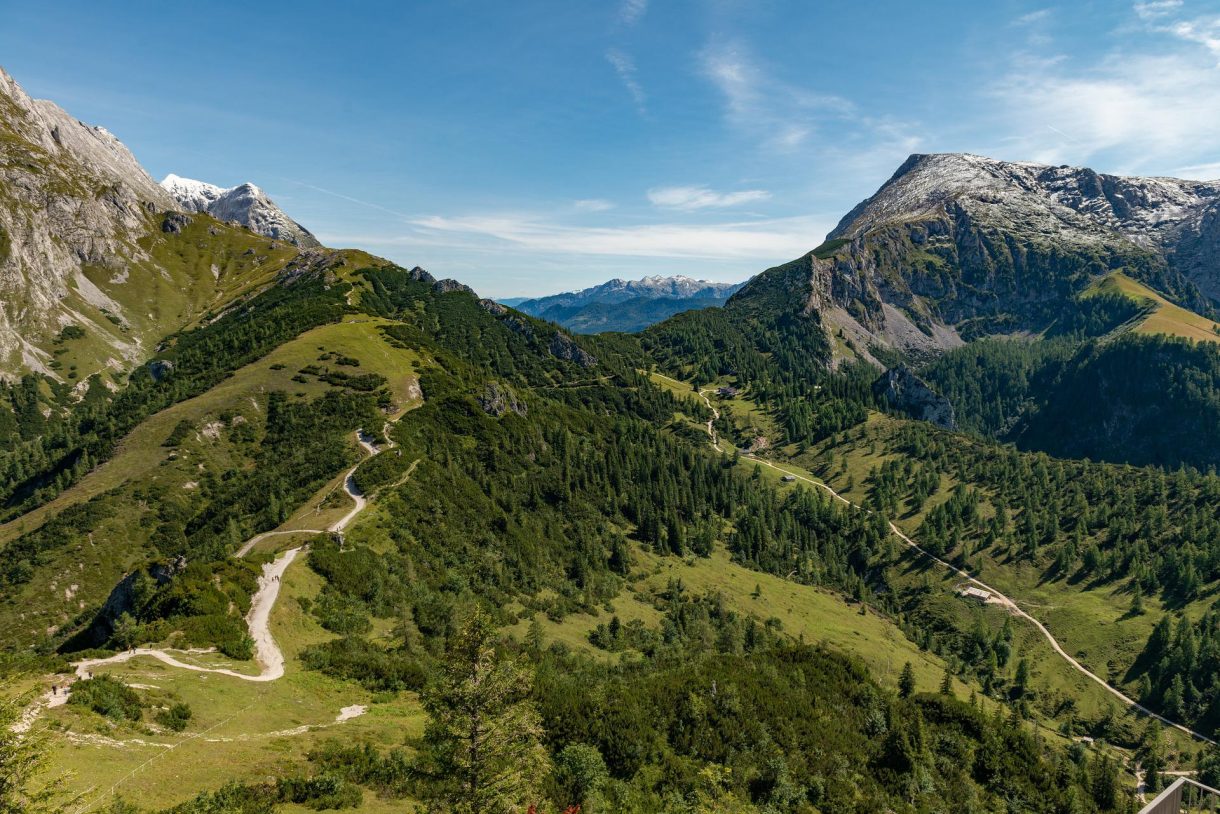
416;609;550;814
0;693;66;814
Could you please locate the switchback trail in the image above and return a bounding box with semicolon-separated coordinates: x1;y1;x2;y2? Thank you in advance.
666;376;1216;746
15;427;396;732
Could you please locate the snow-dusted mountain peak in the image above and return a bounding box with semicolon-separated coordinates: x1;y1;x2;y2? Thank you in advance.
159;174;318;248
832;152;1220;251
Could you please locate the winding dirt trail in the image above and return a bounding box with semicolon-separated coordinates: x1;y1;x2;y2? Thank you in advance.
16;428;394;732
671;376;1217;746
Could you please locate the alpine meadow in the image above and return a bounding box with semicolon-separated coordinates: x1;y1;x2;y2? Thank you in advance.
5;2;1220;813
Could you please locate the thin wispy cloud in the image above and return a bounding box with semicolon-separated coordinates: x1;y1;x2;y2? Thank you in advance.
987;4;1220;172
1134;0;1183;20
647;185;770;210
574;198;615;212
619;0;647;25
699;40;904;156
1013;9;1052;26
374;212;829;261
606;48;646;113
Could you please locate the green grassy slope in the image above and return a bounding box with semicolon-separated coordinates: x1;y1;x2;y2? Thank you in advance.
1086;272;1220;345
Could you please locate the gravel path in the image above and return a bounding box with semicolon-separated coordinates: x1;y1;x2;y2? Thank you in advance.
679;381;1217;746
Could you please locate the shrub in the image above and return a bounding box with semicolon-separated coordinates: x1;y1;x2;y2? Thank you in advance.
68;675;142;721
276;776;362;810
300;636;427;692
155;702;193;732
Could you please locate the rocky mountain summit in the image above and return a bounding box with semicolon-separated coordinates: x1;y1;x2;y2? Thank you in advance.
160;174;319;248
0;65;174;375
731;153;1220;365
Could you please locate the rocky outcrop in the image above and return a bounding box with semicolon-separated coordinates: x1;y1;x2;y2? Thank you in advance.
160;174;319;248
147;359;175;381
548;332;597;368
478;381;527;417
408;266;435;283
161;212;192;234
479;298;508;316
59;557;186;651
872;366;955;430
433;278;475;295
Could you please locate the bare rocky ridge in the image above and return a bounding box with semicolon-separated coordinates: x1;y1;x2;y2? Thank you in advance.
0;65;319;382
0;65;175;376
160;174;319;248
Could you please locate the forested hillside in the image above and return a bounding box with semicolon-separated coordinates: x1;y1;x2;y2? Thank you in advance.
2;261;1169;814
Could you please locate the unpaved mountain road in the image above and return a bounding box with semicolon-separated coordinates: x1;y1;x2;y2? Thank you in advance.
658;376;1217;746
15;428;391;733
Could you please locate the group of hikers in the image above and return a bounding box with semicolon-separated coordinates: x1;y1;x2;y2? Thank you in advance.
50;671;92;697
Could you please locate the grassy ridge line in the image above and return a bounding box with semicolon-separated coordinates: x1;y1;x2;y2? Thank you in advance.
1088;272;1220;344
677;377;1216;747
0;318;421;548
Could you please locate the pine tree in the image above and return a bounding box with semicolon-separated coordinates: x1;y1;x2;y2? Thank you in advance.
1014;657;1031;698
899;662;916;699
1130;589;1145;617
415;609;550;814
940;665;954;696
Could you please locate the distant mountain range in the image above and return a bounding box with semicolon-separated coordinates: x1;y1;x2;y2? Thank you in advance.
510;275;746;333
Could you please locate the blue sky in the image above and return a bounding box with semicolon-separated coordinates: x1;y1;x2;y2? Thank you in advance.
3;0;1220;296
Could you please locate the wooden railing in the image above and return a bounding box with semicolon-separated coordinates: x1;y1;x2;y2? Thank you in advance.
1139;777;1220;814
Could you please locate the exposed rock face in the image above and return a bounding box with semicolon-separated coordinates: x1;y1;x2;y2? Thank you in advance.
160;174;319;248
433;278;475;295
408;266;435;283
479;298;508;316
147;359;175;381
548;331;597;368
731;152;1220;366
60;557;186;651
0;65;178;377
0;65;317;382
478;381;527;417
873;366;955;430
161;212;192;234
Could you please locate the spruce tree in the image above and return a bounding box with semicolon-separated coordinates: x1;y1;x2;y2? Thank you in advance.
415;609;550;814
899;662;916;699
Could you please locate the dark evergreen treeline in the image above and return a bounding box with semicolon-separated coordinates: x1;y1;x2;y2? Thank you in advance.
1133;611;1220;736
924;328;1220;470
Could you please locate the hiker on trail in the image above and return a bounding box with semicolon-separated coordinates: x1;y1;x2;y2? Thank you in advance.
51;685;57;695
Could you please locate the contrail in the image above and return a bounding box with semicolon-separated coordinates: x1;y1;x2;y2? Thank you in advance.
276;178;411;219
